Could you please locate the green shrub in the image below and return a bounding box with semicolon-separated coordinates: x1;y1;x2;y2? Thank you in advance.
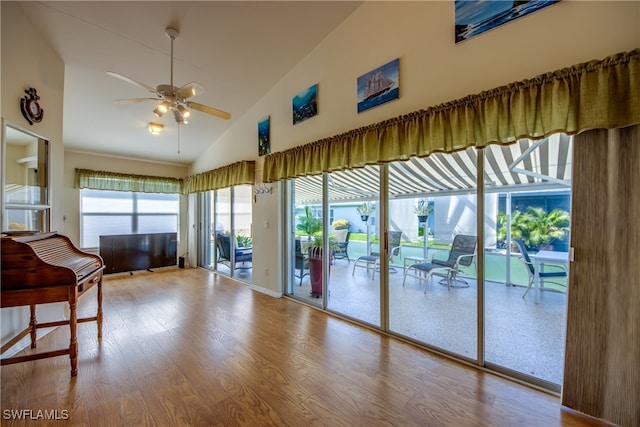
331;219;350;230
497;207;570;250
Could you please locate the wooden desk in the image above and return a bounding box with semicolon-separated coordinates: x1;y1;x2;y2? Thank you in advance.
1;233;105;376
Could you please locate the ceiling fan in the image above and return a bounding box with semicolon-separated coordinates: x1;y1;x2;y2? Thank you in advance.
107;27;231;125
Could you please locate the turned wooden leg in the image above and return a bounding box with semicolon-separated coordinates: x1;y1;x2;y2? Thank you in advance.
97;278;103;340
69;291;78;377
29;304;37;348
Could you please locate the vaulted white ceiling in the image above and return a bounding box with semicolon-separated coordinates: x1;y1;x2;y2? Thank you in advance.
16;1;361;165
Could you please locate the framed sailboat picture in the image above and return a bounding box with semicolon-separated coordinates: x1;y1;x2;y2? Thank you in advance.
357;58;399;113
258;116;270;156
292;84;318;125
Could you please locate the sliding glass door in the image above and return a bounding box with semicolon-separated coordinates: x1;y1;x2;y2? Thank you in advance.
284;166;382;324
280;138;572;390
326;166;380;327
199;185;253;283
232;185;253;283
387;154;478;360
483;136;571;389
286;175;323;308
213;187;232;276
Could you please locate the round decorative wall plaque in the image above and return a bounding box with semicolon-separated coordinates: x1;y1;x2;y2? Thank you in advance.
20;87;44;125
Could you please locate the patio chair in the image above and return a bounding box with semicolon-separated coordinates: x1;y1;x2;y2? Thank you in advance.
403;234;477;292
332;230;351;263
511;239;567;298
352;231;402;280
294;239;309;286
216;232;253;272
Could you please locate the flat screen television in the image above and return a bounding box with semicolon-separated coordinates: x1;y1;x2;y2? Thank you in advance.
99;232;177;274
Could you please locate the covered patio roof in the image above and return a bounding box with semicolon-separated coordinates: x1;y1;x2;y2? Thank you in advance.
294;134;572;204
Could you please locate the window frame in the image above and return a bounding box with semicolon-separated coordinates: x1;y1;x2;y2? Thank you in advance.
79;188;180;249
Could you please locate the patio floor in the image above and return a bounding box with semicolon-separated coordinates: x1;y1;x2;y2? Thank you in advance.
290;256;567;386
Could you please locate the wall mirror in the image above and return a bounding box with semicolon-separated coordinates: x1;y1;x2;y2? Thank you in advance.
1;120;50;234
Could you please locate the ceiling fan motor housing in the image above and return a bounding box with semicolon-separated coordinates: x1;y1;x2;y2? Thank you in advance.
157;84;179;99
165;27;179;40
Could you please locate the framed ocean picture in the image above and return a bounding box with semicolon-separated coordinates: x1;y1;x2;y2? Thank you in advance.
292;84;318;125
357;58;399;114
455;0;562;44
258;116;270;156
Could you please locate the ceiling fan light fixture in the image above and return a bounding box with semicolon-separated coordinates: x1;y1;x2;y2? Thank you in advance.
154;101;170;118
174;109;187;125
148;122;164;135
153;101;170;118
177;104;191;119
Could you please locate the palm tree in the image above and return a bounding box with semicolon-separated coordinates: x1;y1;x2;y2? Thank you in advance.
296;206;322;239
497;207;570;250
497;210;528;247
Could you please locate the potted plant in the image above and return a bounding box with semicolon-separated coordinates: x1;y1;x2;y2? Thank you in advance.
356;202;375;222
305;233;339;298
296;206;338;297
236;234;253;248
414;199;433;223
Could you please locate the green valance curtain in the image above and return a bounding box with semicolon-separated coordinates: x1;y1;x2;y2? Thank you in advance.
74;168;183;194
185;160;255;193
263;49;640;183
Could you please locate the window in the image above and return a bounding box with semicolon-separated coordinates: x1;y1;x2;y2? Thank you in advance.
80;189;179;248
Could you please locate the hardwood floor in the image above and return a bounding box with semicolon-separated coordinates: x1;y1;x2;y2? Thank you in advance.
1;268;606;426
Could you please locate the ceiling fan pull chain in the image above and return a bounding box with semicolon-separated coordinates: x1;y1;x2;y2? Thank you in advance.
177;123;181;155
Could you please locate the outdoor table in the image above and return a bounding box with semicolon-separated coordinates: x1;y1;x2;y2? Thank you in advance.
530;250;569;303
404;255;428;275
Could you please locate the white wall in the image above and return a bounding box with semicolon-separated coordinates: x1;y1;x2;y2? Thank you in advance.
1;2;66;351
189;1;639;295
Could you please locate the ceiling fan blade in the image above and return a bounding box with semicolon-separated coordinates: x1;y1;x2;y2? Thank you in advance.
187;102;231;120
112;98;159;104
107;71;156;93
176;82;206;99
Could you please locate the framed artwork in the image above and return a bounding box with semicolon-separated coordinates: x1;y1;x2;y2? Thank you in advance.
357;58;399;114
455;0;562;44
258;116;270;156
292;84;318;125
